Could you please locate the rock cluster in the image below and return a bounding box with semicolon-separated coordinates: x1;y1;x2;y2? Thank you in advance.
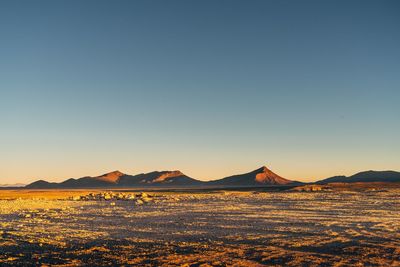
68;192;154;205
291;185;332;192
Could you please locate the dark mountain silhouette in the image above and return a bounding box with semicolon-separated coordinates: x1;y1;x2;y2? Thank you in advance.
208;166;296;186
25;180;59;189
27;171;127;189
317;170;400;184
57;171;126;188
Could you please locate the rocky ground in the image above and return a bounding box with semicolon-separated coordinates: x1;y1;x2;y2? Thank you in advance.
0;189;399;266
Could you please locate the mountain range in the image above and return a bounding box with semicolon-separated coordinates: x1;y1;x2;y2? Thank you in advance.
24;167;400;189
316;170;400;184
25;166;297;189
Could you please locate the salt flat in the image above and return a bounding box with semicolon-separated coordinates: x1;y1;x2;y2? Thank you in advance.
0;189;399;266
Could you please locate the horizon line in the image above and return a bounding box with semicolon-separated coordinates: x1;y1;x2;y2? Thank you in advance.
6;166;400;185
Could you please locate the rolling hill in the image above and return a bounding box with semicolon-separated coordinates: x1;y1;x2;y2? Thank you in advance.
317;170;400;184
25;170;205;188
118;171;205;186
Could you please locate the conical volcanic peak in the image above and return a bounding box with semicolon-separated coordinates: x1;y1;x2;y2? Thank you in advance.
254;166;271;173
209;166;294;186
253;166;292;185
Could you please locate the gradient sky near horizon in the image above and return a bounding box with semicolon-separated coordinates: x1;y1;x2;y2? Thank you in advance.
1;0;399;184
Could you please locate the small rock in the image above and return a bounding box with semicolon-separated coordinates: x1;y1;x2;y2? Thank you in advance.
142;197;152;203
126;194;135;200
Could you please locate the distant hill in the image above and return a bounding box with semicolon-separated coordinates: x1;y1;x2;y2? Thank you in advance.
26;170;205;189
57;171;126;188
317;170;400;184
26;171;125;189
118;171;205;186
26;180;59;189
208;166;297;186
0;183;26;188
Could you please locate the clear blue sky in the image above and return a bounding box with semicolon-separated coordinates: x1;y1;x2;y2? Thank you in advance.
1;0;399;183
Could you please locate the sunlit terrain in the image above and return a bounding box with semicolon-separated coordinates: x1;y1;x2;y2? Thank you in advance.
0;188;399;266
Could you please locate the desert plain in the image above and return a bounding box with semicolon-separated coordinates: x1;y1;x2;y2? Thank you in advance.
0;187;399;266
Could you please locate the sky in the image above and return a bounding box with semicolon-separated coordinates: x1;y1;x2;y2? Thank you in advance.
1;0;399;184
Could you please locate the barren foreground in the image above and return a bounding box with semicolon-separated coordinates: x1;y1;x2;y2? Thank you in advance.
0;189;399;266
